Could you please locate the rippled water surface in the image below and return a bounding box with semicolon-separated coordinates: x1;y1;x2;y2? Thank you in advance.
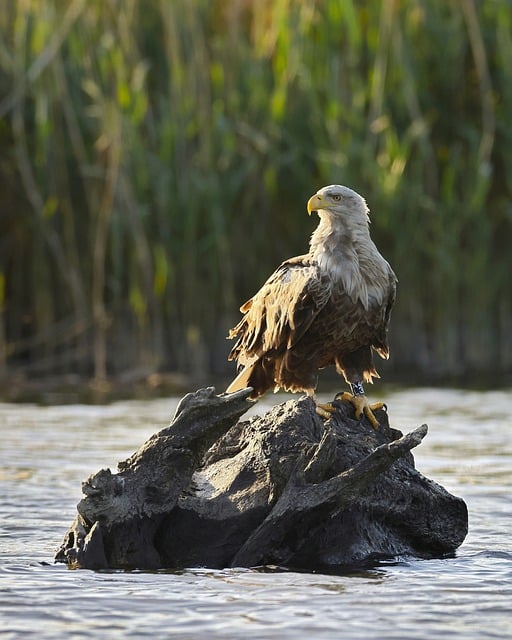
1;388;511;639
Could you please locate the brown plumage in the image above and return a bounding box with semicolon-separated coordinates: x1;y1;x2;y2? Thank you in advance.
226;185;397;423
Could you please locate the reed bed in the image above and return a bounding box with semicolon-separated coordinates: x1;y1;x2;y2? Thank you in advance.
0;0;511;389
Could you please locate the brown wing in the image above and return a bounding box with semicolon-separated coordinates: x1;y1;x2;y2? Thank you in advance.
371;271;397;360
333;270;397;384
228;255;332;366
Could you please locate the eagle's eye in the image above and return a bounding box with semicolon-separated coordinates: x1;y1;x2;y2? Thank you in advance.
332;194;342;201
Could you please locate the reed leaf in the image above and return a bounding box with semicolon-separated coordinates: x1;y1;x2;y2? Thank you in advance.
0;0;511;388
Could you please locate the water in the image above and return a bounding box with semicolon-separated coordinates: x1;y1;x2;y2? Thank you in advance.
1;388;511;639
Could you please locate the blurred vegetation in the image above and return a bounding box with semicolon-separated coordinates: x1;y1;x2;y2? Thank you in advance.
1;0;512;396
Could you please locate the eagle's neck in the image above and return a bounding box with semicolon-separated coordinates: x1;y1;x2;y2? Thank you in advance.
309;212;385;309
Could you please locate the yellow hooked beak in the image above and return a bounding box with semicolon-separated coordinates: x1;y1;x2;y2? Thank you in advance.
307;193;323;215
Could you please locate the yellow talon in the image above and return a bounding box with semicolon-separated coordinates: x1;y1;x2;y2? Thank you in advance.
335;392;384;429
315;402;337;420
306;390;338;420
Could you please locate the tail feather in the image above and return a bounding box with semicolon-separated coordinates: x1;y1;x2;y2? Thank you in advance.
226;362;257;394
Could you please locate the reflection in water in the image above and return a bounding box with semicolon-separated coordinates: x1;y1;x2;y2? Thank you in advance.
0;388;511;639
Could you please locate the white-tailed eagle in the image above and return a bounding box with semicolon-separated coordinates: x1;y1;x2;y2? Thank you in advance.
226;185;397;427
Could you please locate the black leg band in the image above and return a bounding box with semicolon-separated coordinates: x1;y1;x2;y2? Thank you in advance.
351;381;365;396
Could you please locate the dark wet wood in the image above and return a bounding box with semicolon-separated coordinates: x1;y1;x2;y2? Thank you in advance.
55;388;468;571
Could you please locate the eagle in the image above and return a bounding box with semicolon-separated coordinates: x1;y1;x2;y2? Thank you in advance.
226;185;397;427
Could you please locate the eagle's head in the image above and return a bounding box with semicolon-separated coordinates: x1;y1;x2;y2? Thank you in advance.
307;185;369;224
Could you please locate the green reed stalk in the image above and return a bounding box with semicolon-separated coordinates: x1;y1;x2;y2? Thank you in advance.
0;0;511;385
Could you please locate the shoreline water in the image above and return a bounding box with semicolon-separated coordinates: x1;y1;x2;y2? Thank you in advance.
1;389;511;639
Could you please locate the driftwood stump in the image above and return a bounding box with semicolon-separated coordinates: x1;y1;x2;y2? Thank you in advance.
55;387;468;571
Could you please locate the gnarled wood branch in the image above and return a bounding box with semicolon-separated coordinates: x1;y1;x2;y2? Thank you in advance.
56;389;467;571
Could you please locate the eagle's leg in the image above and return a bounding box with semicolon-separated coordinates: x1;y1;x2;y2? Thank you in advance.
305;389;337;420
336;382;386;429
